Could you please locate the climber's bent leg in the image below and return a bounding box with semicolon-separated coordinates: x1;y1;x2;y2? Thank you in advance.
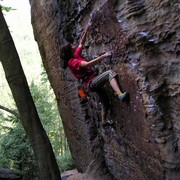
110;78;128;102
91;70;117;89
110;78;122;94
91;70;128;102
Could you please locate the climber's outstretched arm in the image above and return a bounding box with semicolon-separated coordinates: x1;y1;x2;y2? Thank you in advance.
81;52;111;68
78;26;89;48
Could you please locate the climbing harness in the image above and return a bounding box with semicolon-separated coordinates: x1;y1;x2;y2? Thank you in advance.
77;72;96;100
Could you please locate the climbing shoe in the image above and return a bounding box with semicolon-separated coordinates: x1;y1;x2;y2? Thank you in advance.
118;92;128;102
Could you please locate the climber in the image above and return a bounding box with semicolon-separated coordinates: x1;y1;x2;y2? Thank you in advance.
60;26;128;125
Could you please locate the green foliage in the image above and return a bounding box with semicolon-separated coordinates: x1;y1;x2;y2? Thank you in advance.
0;67;74;177
0;1;74;176
1;6;15;12
0;1;16;13
57;150;75;172
0;117;38;178
29;71;63;156
30;69;75;171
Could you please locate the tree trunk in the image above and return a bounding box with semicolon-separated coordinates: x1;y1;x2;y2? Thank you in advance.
0;8;60;180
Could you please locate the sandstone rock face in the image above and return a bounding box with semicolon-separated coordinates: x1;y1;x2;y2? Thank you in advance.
30;0;180;179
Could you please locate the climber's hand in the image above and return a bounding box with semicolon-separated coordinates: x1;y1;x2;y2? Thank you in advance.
103;52;112;58
79;26;89;48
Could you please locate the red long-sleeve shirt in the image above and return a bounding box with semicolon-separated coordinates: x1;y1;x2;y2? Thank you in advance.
68;47;96;88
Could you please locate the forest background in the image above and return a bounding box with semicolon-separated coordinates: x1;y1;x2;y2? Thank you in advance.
0;0;74;178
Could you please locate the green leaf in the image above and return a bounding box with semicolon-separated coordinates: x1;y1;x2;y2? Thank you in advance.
1;6;16;12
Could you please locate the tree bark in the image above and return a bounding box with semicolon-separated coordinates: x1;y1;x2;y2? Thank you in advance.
0;7;60;180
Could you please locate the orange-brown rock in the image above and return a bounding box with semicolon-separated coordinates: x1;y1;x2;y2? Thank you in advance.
30;0;180;179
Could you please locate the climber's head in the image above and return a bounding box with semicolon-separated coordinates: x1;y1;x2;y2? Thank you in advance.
60;42;74;68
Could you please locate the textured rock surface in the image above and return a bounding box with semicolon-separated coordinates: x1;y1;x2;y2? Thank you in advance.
30;0;180;179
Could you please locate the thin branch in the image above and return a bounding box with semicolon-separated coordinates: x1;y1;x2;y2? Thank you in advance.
0;104;20;119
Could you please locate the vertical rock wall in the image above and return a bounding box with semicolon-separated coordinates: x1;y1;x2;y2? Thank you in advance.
30;0;180;179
